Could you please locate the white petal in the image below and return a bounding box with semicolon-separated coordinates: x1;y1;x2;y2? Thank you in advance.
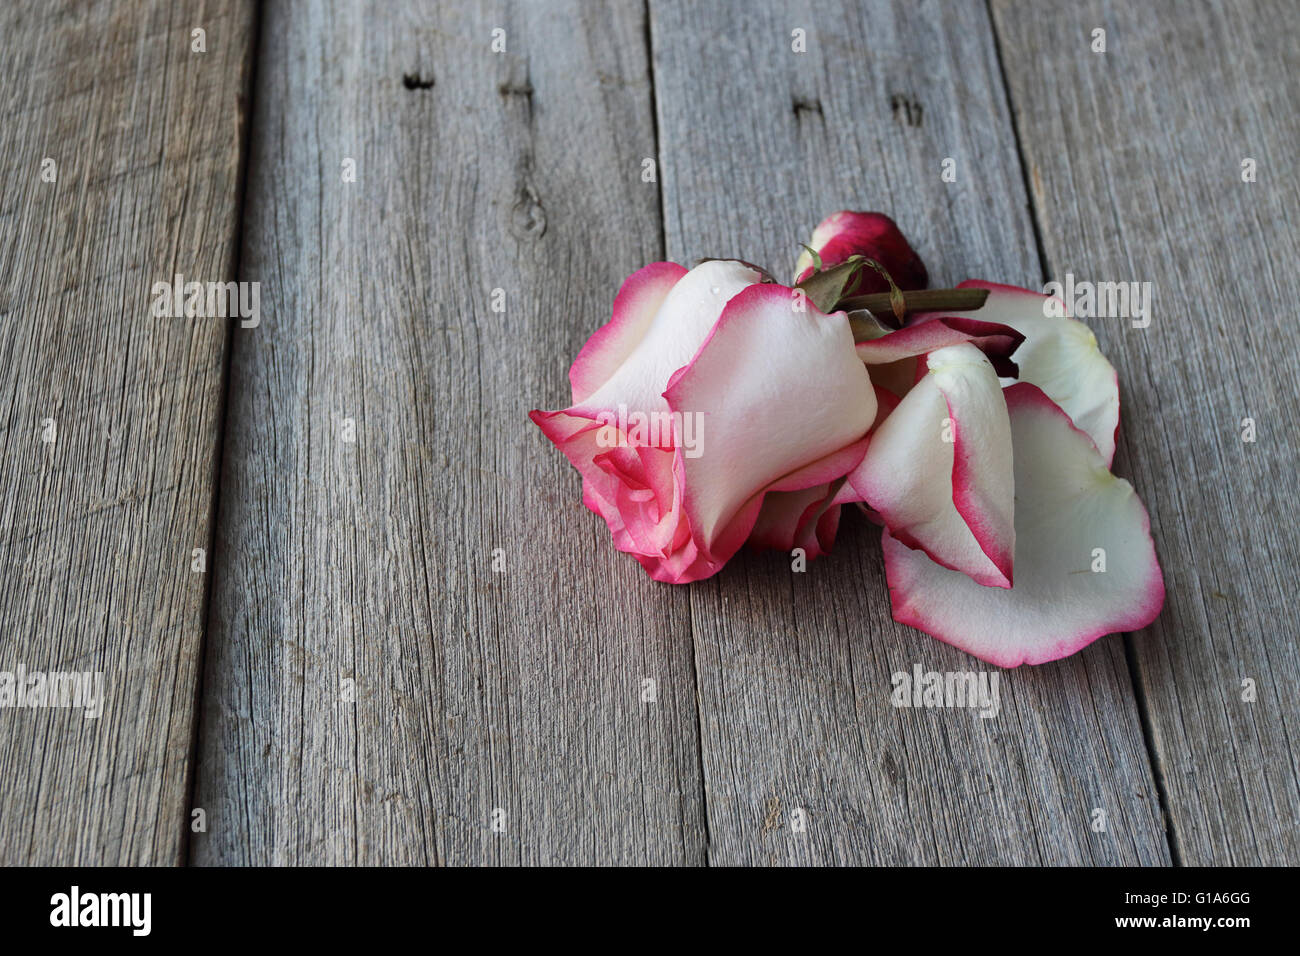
883;383;1164;667
955;281;1120;464
577;259;762;419
845;343;1015;587
665;285;876;551
569;262;686;403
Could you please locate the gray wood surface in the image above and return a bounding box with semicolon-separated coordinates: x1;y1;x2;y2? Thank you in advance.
649;0;1170;864
992;0;1300;865
3;0;1295;867
0;1;255;863
191;0;706;865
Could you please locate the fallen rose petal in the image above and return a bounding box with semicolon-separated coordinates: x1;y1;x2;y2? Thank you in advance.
844;343;1015;588
945;280;1121;465
882;382;1164;667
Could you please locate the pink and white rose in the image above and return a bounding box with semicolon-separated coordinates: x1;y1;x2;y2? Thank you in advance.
530;260;877;584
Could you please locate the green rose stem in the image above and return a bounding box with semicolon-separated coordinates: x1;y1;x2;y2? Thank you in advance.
838;287;989;317
794;255;989;337
841;288;990;343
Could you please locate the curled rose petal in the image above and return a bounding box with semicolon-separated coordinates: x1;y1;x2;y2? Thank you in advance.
752;387;895;556
749;482;844;560
793;210;929;292
569;261;686;404
948;280;1121;465
855;315;1025;377
656;285;876;581
842;343;1015;589
574;260;763;420
882;383;1164;667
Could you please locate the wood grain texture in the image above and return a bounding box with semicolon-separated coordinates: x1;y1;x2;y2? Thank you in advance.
649;0;1171;864
192;0;706;865
0;1;255;863
992;0;1300;864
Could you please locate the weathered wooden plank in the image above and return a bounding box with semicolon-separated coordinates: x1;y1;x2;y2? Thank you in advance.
0;1;255;863
991;0;1300;864
192;0;705;865
650;0;1171;864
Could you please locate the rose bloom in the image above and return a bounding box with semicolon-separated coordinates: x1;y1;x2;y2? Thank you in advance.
530;260;876;583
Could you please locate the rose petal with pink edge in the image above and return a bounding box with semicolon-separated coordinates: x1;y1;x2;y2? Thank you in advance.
882;382;1164;667
750;434;871;559
575;259;761;420
953;280;1120;465
664;283;876;565
750;483;840;559
855;315;1025;376
843;343;1015;588
569;261;687;403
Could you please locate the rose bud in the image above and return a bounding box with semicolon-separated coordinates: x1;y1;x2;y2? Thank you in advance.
530;260;876;584
793;210;929;294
